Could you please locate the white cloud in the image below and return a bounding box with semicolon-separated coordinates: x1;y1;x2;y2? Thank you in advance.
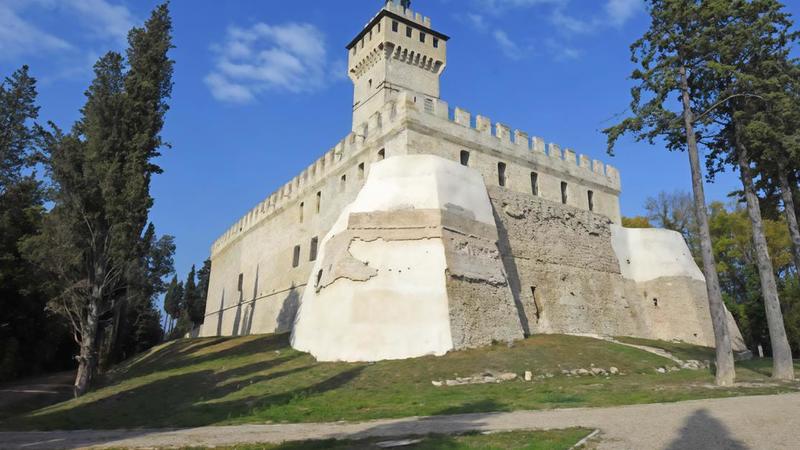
64;0;136;44
604;0;645;27
0;0;135;64
205;22;339;104
0;3;72;59
493;30;523;60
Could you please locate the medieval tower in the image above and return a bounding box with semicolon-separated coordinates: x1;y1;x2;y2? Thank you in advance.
200;1;745;361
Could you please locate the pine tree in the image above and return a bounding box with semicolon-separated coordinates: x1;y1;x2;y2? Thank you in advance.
604;0;736;385
24;4;174;395
701;0;797;380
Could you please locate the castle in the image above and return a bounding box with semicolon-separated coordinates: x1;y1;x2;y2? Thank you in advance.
199;1;745;361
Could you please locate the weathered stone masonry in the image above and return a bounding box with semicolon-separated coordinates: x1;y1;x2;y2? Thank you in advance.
200;1;745;360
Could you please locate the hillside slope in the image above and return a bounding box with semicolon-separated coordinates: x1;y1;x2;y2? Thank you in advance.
2;334;796;431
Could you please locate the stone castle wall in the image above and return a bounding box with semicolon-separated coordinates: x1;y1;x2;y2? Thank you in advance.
201;93;624;338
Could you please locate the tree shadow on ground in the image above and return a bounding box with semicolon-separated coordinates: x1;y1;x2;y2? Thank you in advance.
12;351;366;431
121;334;293;379
666;409;748;450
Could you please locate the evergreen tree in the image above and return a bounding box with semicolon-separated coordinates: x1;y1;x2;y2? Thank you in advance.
193;259;211;325
701;0;797;380
0;66;74;381
163;276;183;335
23;4;174;395
604;0;737;385
182;265;199;328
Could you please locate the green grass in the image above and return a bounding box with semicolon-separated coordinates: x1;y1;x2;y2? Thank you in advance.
171;428;592;450
2;333;798;431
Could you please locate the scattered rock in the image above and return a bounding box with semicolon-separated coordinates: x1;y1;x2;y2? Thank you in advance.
609;367;619;375
524;371;533;381
376;438;424;448
545;372;554;378
656;367;667;374
431;381;443;387
498;372;518;381
577;368;590;376
591;368;607;376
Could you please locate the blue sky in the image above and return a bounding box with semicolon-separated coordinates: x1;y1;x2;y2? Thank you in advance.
2;0;799;289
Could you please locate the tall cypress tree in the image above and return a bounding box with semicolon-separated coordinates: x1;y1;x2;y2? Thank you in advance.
24;4;174;395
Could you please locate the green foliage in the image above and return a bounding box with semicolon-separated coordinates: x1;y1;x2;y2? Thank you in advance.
621;216;652;228
0;66;40;192
21;3;175;391
0;67;74;381
4;334;797;431
706;201;799;353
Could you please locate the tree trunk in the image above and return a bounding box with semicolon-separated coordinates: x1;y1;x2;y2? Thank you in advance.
679;65;736;385
735;134;794;380
777;161;800;275
74;301;99;397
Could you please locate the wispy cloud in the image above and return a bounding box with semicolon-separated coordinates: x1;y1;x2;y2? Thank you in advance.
64;0;136;44
604;0;645;27
462;0;645;61
0;3;72;59
493;30;523;60
205;22;340;104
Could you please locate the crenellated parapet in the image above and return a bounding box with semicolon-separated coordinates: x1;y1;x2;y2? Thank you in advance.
398;93;621;192
381;1;432;28
210;91;620;257
209;96;410;257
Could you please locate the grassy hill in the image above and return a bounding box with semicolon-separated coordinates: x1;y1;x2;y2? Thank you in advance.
2;334;797;431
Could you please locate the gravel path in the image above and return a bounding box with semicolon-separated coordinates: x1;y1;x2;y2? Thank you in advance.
2;392;798;449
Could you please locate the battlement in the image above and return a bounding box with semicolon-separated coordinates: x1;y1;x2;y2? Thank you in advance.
381;2;431;29
401;93;621;191
210;91;621;257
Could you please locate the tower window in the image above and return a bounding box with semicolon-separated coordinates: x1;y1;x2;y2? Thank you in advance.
299;202;304;223
420;32;426;43
316;191;321;213
237;273;244;292
378;149;385;161
340;174;347;191
460;150;470;166
588;190;595;212
358;162;365;179
292;245;301;268
309;237;319;262
392;21;398;32
368;79;373;89
406;26;412;38
531;172;539;196
498;162;507;187
424;98;434;113
561;182;568;204
433;38;439;48
376;23;381;33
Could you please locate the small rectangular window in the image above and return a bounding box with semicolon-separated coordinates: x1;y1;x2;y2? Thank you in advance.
460;150;470;166
358;162;365;179
237;273;244;292
360;39;364;48
369;31;372;41
531;172;539;196
309;237;319;262
420;32;426;43
433;37;439;48
588;190;595;212
376;23;381;33
392;21;398;32
406;26;412;38
292;245;301;268
299;202;304;223
561;182;568;204
378;149;385;161
340;174;347;192
316;191;321;213
498;162;507;187
424;98;434;113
